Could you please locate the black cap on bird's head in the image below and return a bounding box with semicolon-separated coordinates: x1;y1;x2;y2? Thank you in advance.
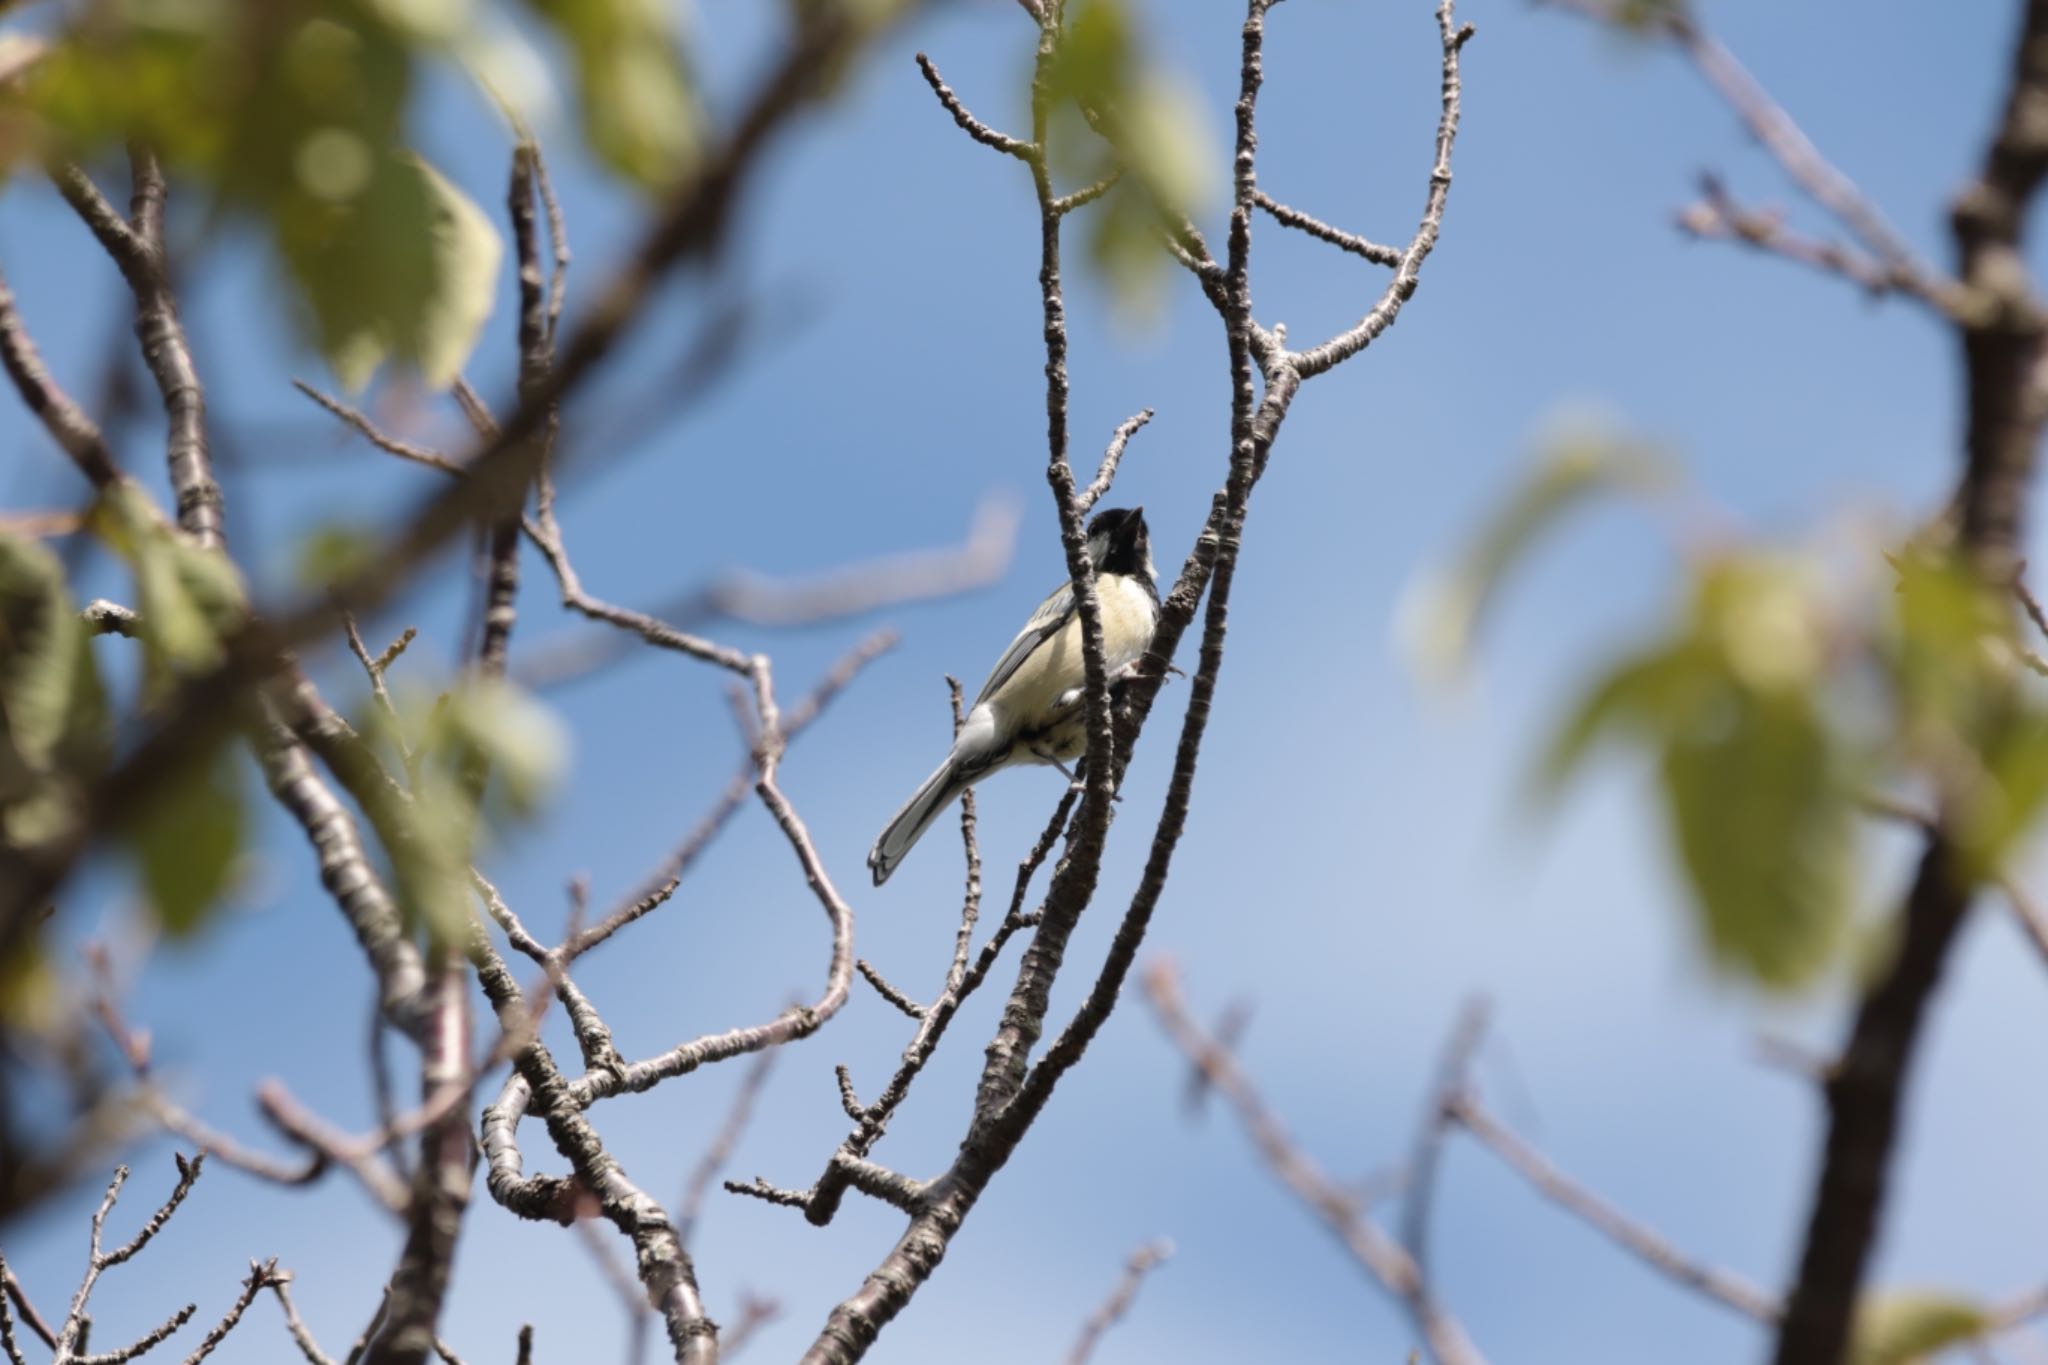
1086;505;1154;583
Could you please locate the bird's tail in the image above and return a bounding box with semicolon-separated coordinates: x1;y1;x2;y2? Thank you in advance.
869;755;974;887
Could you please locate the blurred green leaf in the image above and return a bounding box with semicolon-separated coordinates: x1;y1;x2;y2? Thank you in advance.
1662;685;1853;989
1405;429;1671;686
428;676;567;820
1848;1291;1990;1365
295;521;382;592
29;2;498;389
129;743;246;937
89;482;246;699
1968;712;2048;877
1613;0;1688;32
365;677;565;947
1042;0;1216;311
1542;554;1854;990
517;0;702;186
1879;546;2048;876
0;933;58;1034
1888;549;2013;749
285;150;503;391
0;530;109;849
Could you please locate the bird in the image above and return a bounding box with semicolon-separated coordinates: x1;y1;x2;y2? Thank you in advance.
868;506;1160;887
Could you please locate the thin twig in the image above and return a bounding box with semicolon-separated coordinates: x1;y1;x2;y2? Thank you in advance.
1449;1092;1781;1322
1254;190;1402;266
1064;1239;1172;1365
1143;962;1484;1365
676;1047;778;1250
1076;409;1152;515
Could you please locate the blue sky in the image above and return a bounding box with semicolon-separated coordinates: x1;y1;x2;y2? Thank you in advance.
3;1;2039;1362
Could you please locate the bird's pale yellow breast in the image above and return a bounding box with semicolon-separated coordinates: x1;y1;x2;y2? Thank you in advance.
985;576;1156;726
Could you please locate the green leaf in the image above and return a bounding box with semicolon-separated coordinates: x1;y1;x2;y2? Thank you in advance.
295;521;382;591
1538;552;1855;990
281;149;503;391
1536;645;1703;792
1888;548;2013;750
1660;686;1853;989
89;482;247;698
422;676;568;821
1042;0;1218;311
1849;1291;1990;1365
1403;427;1670;686
0;530;109;848
517;0;702;186
30;3;499;390
129;743;246;937
364;678;565;948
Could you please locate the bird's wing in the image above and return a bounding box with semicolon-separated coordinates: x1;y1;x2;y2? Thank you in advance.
971;580;1076;709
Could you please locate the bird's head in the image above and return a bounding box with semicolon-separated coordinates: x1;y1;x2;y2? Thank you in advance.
1086;505;1154;585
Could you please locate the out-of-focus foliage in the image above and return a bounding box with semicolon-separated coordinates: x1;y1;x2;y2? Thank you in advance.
366;678;567;945
84;481;253;937
1436;430;2048;991
1540;555;1856;988
515;0;701;186
88;482;246;700
28;0;501;390
129;740;245;938
1400;426;1669;686
6;0;717;389
0;530;108;852
1847;1291;1991;1365
1041;0;1215;310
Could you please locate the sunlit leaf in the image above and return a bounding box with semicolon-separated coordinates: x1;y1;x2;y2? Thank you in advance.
282;150;502;391
1404;429;1671;686
1848;1290;1990;1365
129;743;246;937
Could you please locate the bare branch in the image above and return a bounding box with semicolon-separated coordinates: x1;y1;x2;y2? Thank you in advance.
1064;1239;1172;1365
1143;962;1484;1365
294;382;464;475
1076;409;1152;515
1675;175;1958;312
856;960;925;1019
1;1257;55;1354
1452;1090;1780;1322
170;1260;291;1365
266;1274;338;1365
1400;1001;1491;1281
914;52;1035;161
676;1047;778;1250
0;265;122;487
1293;3;1473;378
0;1255;30;1365
82;600;140;637
74;1303;192;1364
1052;169;1121;217
1254;190;1402;266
